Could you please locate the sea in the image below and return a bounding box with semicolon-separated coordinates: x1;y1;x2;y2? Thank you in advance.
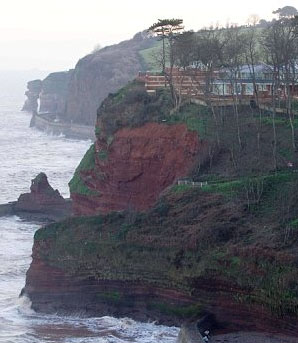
0;84;179;342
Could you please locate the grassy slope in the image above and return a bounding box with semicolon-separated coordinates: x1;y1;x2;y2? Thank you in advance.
36;170;298;318
139;40;163;71
68;144;99;196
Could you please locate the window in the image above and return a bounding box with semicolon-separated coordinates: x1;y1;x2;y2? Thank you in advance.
246;83;254;95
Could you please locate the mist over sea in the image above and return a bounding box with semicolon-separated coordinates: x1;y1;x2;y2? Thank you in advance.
0;83;179;342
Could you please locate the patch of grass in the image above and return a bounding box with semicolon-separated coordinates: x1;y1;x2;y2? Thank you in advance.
34;222;60;241
288;219;298;230
109;80;147;106
153;200;171;216
202;171;298;206
115;223;132;240
98;150;108;161
171;184;194;194
148;302;202;319
138;40;164;72
165;103;212;139
95;126;101;138
261;117;298;128
202;179;242;197
278;147;295;161
96;291;121;304
69;144;99;196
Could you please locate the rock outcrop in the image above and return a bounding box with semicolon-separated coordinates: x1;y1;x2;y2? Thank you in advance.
69;82;209;215
22;80;42;112
177;324;204;343
71;122;203;215
64;32;154;125
23;32;155;126
15;172;71;220
39;71;72;116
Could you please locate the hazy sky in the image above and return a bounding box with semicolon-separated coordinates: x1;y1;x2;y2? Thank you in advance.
0;0;297;72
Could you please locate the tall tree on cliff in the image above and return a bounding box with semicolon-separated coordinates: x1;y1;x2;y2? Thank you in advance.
221;25;247;149
148;19;184;73
273;6;298;19
148;19;184;109
262;21;284;169
243;22;263;155
263;18;298;152
171;31;196;108
189;27;225;146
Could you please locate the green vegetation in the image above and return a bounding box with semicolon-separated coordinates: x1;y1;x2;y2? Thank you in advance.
95;126;101;137
288;219;298;230
98;150;108;161
96;291;121;304
165;103;212;138
171;184;194;194
35;172;298;319
148;302;202;319
139;40;163;71
261;117;298;128
210;253;298;317
68;144;99;196
200;171;298;219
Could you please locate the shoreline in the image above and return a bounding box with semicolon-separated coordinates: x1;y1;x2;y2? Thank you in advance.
178;323;298;343
30;112;95;141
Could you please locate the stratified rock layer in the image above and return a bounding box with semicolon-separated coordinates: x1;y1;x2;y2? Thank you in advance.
24;189;298;336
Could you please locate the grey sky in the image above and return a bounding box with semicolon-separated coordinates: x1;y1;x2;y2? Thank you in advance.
0;0;296;72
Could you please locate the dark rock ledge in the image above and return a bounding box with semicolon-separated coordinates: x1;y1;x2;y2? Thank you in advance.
0;173;71;222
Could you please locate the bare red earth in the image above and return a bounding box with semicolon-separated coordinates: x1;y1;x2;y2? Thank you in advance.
72;122;207;215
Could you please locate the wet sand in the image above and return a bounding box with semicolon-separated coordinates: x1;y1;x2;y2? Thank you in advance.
210;332;298;343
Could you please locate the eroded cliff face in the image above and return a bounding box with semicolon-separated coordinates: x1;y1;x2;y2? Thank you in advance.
22;71;72;117
39;71;72;115
69;81;209;215
72;122;204;215
22;80;42;112
65;32;154;125
23;32;155;125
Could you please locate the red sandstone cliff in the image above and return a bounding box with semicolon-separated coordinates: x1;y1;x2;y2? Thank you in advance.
24;80;298;339
72;122;207;215
69;81;210;216
24;189;298;337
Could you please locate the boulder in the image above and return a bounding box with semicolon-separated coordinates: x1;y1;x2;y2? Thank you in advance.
177;324;204;343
